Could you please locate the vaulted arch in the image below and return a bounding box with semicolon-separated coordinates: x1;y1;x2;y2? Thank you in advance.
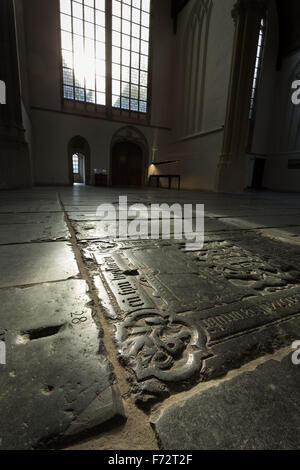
179;0;213;137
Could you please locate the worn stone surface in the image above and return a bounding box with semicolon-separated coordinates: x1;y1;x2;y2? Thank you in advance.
67;210;188;222
0;202;61;213
219;215;300;230
2;186;300;449
151;355;300;450
0;190;61;213
0;213;65;225
0;280;125;450
73;218;235;241
0;242;79;288
0;217;70;244
258;226;300;245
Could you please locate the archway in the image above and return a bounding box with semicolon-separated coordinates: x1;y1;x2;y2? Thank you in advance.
68;136;91;186
110;126;148;187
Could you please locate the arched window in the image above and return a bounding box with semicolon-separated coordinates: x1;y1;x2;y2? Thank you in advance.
247;18;266;149
0;80;5;105
72;153;79;174
60;0;151;119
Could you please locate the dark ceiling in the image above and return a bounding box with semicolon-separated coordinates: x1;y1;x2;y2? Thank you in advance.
277;0;300;65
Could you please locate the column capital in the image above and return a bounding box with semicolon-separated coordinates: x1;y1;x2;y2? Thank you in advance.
232;0;268;23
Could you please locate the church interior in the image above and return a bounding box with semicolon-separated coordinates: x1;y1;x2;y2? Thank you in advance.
0;0;300;451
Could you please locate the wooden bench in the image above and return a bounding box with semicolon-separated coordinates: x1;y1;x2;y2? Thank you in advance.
149;174;181;190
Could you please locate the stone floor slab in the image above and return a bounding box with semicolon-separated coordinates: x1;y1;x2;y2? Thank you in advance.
72;218;232;241
0;242;79;288
2;185;300;449
0;203;61;213
219;215;300;230
0;219;70;245
0;213;67;225
0;280;125;450
151;354;300;450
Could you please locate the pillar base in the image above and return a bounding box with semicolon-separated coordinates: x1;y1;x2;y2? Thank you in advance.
0;136;32;189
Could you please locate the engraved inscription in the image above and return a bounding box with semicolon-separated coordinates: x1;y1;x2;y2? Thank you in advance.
200;290;300;341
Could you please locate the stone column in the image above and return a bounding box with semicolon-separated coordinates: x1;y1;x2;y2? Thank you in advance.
216;0;267;193
0;0;31;188
0;0;24;138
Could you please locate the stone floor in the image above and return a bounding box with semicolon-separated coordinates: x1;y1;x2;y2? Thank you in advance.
0;185;300;450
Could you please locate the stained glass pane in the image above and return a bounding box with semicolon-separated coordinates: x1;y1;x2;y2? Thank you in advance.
63;67;74;85
64;85;74;99
60;0;150;114
60;0;106;106
61;0;71;15
112;0;150;113
61;14;72;31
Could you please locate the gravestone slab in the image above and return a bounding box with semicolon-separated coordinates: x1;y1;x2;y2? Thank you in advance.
81;232;300;406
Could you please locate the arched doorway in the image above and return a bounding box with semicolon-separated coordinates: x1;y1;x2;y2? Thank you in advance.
112;142;143;187
72;153;86;183
68;136;91;185
110;126;149;187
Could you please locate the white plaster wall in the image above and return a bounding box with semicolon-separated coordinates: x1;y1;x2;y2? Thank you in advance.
32;108;171;185
23;0;62;111
263;50;300;192
165;130;224;191
150;0;174;128
153;0;235;191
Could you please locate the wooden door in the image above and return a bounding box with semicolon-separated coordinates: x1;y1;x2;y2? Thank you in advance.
112;142;143;187
252;158;265;189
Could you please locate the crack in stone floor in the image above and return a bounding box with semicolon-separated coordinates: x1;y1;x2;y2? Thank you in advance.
58;193;159;450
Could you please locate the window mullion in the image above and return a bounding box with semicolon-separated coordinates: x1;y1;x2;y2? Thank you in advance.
94;2;97;111
120;0;123;115
106;0;112;115
83;2;87;106
129;0;132;119
138;4;141;118
71;1;75;107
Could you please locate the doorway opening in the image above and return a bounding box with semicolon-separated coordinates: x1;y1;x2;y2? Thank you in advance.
112;141;143;187
68;136;91;186
72;153;86;184
110;127;149;187
251;158;266;189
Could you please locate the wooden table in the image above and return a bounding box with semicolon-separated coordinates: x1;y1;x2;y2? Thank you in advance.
95;174;108;186
149;174;181;190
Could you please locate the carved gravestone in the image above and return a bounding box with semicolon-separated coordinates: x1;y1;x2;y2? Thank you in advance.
81;232;300;406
